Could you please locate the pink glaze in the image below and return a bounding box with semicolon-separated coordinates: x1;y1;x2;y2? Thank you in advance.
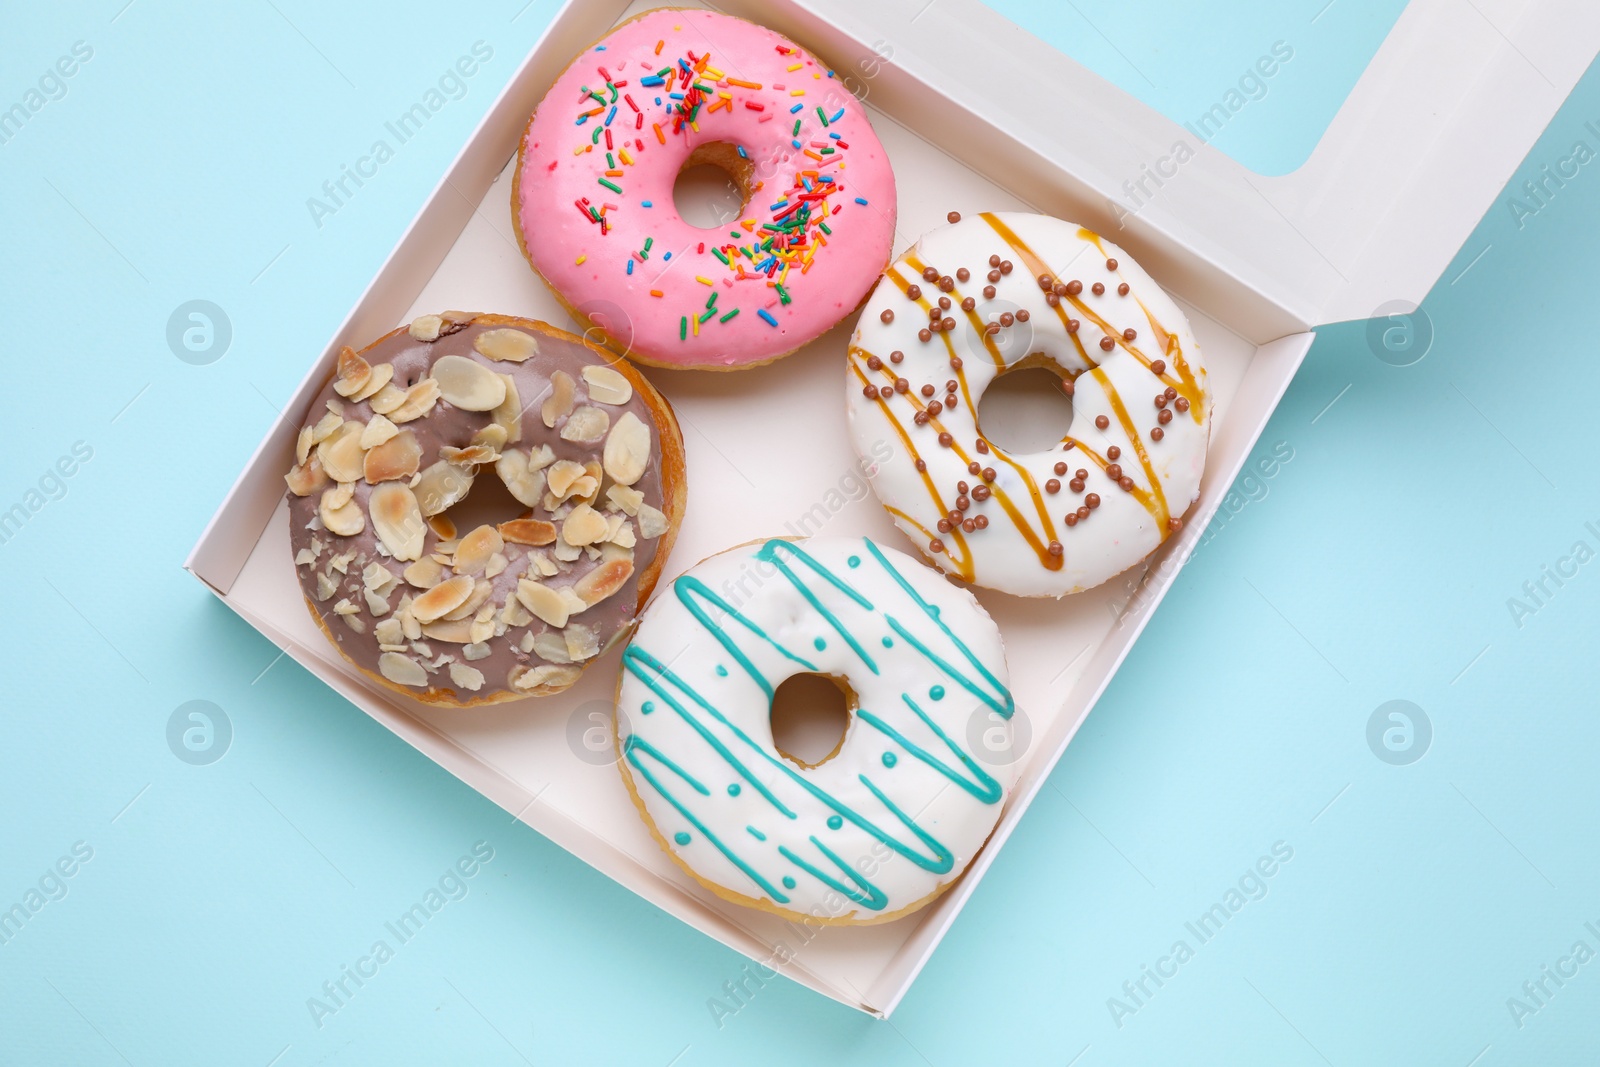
516;8;897;369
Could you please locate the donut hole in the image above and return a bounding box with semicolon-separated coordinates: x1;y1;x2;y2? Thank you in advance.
435;463;526;535
975;358;1076;455
769;673;855;770
673;141;755;230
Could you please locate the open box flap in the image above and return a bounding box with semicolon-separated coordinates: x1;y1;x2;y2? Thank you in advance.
786;0;1600;328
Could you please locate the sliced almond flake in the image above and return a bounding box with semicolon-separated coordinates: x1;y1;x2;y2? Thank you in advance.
315;572;337;601
545;460;587;500
414;460;474;516
359;414;399;449
350;362;395;404
442;579;494;622
533;631;572;663
495;449;546;508
378;652;428;688
448;663;485;691
375;617;405;646
341;614;366;633
471;423;508;452
311;410;343;443
323;483;354;511
332;597;358;616
333;346;373;397
427;516;457;542
637;504;669;539
410;314;444;342
286;453;329;497
499;518;557;546
602;412;650;486
296;425;315;466
484;552;508;578
490;374;523;445
320;490;365;537
527;550;559;578
403;556;443;588
410;575;474;623
560;406;610;445
508;663;580;693
562;504;609;547
378;643;408;653
370;483;425;561
362;562;398;593
518;631;536;654
317;421;367;484
387;378;441;423
552;536;582;563
367;381;407;415
468;607;496;645
463;641;492;661
575;557;634;606
578;460;604;507
441;444;500;467
295;548;317;568
453;525;503;575
516;579;570;627
500;596;531;628
326;399;345;416
610;520;637;549
397;598;423;640
364;588;392;616
605;484;644;515
581;364;633;405
360;428;420;484
541;370;575;427
410;640;435;659
421;618;474;643
565;624;600;662
474;327;539;363
328;550;355;574
432;354;507;411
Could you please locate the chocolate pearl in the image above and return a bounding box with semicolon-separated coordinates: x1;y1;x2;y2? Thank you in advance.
1123;328;1137;341
988;254;1001;267
1165;387;1177;400
968;461;982;475
946;393;959;407
983;285;996;300
861;385;876;398
913;411;929;425
956;496;970;511
918;329;932;342
921;383;936;397
1066;279;1083;296
1052;281;1067;297
1168;517;1183;532
946;379;959;392
938;432;953;446
867;355;882;370
1174;397;1190;413
1150;427;1164;441
929;538;945;553
1106;258;1118;270
1150;359;1167;375
976;439;990;454
1155;394;1168;409
988;269;1001;283
938;276;954;292
961;297;976;312
957;480;970;494
1076;505;1091;519
1046;478;1061;494
1016;309;1030;322
999;312;1014;327
950;356;963;369
878;385;893;399
890;350;904;364
1076;469;1088;480
1065;513;1079;527
973;484;991;501
1069;479;1085;493
927;400;943;415
880;309;895;324
906;284;921;300
914;458;927;472
937;518;952;533
939;295;952;310
1037;273;1054;289
947;510;962;524
974;514;989;529
922;266;938;282
1094;415;1109;430
1063;440;1076;450
1061;379;1075;396
1099;336;1115;351
961;518;976;532
1066;319;1080;334
1054;461;1069;476
929;306;943;322
942;317;956;332
1106;445;1121;460
1047;540;1063;557
1045;292;1060;307
1158;408;1173;425
957;267;970;282
947;210;961;223
982;466;996;481
1085;493;1101;508
999;260;1013;274
1106;464;1123;480
1119;476;1135;491
893;378;908;393
1092;282;1105;296
1117;282;1130;296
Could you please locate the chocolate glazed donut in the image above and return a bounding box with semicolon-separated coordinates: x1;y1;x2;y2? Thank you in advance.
284;312;686;707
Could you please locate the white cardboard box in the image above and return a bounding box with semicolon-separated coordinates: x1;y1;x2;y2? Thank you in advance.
186;0;1600;1016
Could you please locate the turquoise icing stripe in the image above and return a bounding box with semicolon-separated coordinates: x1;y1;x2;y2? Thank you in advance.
857;695;1003;804
675;576;815;698
778;836;890;911
756;540;879;674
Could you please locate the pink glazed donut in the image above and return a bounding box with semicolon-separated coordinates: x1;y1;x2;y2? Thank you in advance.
513;8;897;371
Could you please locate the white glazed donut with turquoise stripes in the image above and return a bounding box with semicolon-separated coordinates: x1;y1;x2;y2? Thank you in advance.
615;535;1017;924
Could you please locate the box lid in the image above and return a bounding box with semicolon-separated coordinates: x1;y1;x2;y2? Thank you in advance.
772;0;1600;329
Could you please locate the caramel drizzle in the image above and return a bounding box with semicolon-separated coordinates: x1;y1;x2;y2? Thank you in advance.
868;263;1063;571
1088;367;1169;526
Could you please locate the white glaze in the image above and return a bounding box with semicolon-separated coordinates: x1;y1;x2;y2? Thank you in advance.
845;212;1211;597
615;536;1017;922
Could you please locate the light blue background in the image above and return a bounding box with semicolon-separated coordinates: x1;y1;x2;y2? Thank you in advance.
3;2;1596;1064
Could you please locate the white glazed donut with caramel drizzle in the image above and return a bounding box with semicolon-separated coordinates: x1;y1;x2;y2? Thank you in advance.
845;211;1211;598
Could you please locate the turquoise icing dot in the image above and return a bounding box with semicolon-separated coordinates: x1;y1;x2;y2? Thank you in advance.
881;636;893;647
727;783;741;796
929;685;946;701
827;815;843;830
641;700;654;714
847;555;861;568
715;664;728;677
813;637;826;650
882;752;898;768
674;832;691;846
782;875;797;889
